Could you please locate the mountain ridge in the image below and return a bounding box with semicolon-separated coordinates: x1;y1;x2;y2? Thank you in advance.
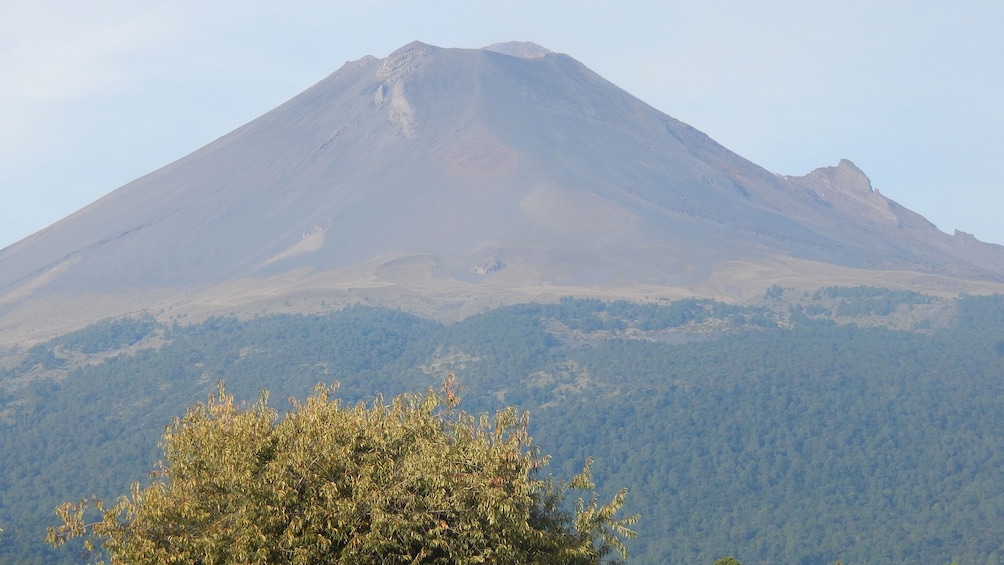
2;40;1003;344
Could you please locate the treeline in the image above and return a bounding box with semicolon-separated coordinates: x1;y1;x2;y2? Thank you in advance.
539;297;774;332
1;294;1003;564
813;285;933;317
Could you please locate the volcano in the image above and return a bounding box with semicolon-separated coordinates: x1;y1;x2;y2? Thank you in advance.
2;40;1003;342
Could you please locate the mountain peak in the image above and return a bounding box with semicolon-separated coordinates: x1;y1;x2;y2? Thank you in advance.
483;41;552;59
388;40;436;56
2;41;1004;344
377;41;438;80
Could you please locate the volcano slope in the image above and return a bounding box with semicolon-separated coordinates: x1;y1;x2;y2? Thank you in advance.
2;41;1004;345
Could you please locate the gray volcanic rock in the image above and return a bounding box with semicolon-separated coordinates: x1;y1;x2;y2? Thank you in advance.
2;41;1004;341
483;41;552;58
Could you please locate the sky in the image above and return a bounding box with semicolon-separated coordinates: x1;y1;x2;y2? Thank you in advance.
2;1;1002;250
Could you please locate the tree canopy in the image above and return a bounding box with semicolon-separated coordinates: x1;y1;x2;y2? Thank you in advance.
47;378;637;564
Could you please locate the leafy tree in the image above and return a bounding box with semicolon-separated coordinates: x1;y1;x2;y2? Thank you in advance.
47;378;637;564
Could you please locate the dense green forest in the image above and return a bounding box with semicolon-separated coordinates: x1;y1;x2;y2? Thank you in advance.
2;291;1004;564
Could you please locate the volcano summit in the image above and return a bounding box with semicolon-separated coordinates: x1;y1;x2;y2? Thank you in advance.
2;41;1003;342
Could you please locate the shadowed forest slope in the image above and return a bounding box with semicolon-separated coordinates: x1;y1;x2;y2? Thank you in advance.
2;293;1004;564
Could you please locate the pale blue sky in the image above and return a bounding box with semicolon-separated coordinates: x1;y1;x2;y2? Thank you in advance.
2;1;1002;249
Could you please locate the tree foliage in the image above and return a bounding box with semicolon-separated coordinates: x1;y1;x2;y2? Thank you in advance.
4;294;1001;563
47;379;637;564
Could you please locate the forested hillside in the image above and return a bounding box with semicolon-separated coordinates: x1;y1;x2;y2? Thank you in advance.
2;292;1003;564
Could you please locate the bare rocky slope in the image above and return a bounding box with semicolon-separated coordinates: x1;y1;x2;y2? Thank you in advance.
2;40;1003;344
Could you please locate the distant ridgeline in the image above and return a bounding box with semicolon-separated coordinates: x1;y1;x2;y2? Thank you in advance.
2;290;1004;564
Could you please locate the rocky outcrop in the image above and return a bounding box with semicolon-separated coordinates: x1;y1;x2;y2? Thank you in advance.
787;159;898;224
